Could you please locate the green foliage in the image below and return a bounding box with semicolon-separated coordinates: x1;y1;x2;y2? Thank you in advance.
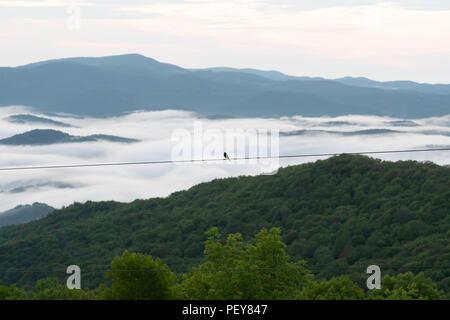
298;276;365;300
31;278;95;300
179;227;311;299
0;155;448;295
366;272;444;300
101;251;177;300
0;284;28;300
0;228;446;300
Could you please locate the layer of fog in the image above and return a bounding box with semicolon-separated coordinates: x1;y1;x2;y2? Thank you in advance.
0;105;449;212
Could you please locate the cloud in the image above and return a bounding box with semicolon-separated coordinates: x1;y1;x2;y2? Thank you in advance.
0;106;449;212
0;0;94;8
113;1;450;65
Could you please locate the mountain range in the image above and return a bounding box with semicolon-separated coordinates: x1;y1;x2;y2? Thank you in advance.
1;54;449;118
205;67;450;95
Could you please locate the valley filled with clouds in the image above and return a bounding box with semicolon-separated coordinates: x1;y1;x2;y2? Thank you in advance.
0;105;449;212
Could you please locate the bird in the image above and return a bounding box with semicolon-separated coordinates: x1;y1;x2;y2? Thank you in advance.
224;152;230;161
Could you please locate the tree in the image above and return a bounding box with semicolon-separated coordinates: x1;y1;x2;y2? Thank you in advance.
298;276;364;300
0;284;28;300
31;278;95;300
179;227;311;299
102;251;176;300
366;272;444;300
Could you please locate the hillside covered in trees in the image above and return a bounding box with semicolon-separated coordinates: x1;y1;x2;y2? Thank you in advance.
0;155;448;295
0;228;445;300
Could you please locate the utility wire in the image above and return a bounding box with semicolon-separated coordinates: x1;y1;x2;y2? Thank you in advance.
0;148;449;172
1;265;449;273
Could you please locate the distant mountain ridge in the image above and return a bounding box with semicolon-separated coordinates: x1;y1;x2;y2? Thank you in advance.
0;129;139;145
1;54;449;118
0;203;54;228
335;77;450;95
4;114;72;127
1;181;77;194
204;67;450;94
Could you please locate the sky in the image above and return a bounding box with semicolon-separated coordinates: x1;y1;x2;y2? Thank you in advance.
1;0;450;83
0;105;449;212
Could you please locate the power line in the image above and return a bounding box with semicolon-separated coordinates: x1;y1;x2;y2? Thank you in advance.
1;265;449;273
0;148;449;172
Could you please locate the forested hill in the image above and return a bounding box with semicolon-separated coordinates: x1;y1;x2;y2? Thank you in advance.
0;155;448;292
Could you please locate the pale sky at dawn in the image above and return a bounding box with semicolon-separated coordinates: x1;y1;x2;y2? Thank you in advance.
1;0;450;83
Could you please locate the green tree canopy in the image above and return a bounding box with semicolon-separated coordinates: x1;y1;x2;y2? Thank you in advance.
298;276;365;300
179;227;311;299
0;284;28;300
31;278;95;300
102;250;177;300
366;272;444;300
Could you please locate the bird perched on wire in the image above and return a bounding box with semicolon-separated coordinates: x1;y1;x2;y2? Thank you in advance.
224;152;230;161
